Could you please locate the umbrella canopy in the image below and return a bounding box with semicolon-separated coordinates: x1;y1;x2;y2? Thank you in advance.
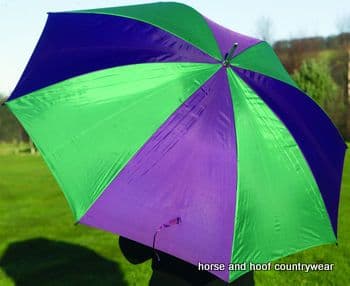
5;2;347;282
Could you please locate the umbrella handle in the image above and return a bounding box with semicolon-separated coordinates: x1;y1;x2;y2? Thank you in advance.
152;217;182;262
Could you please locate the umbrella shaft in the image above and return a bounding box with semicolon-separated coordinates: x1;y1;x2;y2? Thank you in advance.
224;43;238;66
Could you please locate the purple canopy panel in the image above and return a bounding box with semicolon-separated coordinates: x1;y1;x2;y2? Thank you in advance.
234;67;347;234
81;68;237;281
10;13;216;100
204;17;261;59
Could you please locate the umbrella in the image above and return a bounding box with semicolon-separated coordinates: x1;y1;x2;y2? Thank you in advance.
5;2;347;282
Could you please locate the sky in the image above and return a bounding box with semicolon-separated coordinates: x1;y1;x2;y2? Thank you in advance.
0;0;349;96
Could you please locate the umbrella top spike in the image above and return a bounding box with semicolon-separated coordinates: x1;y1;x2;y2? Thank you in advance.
223;42;238;67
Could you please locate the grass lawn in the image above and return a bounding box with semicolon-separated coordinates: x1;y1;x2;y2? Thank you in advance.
0;144;349;285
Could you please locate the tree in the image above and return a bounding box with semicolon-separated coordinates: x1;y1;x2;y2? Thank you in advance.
293;58;338;107
0;94;7;105
0;94;37;152
255;16;273;44
293;58;348;138
336;14;350;140
0;98;23;142
336;14;350;34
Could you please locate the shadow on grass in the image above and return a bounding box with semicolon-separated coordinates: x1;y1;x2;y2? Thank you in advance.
0;238;127;286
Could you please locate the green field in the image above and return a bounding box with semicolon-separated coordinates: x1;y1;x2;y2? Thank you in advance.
0;144;349;285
